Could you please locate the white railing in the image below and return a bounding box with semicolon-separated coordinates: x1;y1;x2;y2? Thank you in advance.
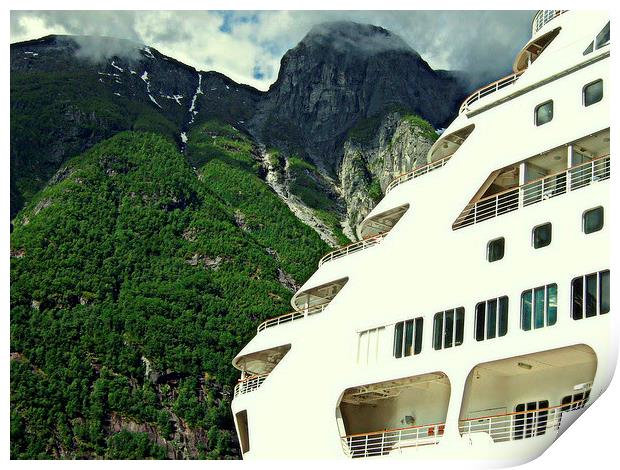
459;400;586;443
459;72;523;114
234;374;268;397
532;10;568;35
385;155;453;194
453;155;610;230
318;232;386;267
257;302;329;333
341;422;444;458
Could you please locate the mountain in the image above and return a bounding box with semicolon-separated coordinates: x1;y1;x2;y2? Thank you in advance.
10;22;470;459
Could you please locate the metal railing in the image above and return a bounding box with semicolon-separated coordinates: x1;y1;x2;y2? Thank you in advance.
453;155;610;230
532;10;567;35
341;422;444;458
257;302;329;333
234;374;268;397
459;399;587;443
385;155;453;194
459;72;523;114
318;232;386;267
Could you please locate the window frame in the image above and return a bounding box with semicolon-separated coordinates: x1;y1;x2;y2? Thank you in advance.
571;270;610;319
487;237;505;262
583;206;604;234
535;100;554;126
475;296;509;341
532;222;552;249
393;317;423;359
433;307;465;350
583;79;603;107
521;283;558;330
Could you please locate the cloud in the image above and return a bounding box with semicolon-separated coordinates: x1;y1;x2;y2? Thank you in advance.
9;10;534;91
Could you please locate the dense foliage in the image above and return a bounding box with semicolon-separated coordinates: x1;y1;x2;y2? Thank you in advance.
10;129;328;459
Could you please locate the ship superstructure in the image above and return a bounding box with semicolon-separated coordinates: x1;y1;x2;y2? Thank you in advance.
231;10;611;463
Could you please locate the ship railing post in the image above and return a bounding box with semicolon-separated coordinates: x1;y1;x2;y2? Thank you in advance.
364;434;369;458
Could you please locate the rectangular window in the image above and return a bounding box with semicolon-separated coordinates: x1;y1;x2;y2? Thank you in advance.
393;317;423;358
571;270;610;319
583;206;604;234
583;79;603;106
521;284;557;330
235;410;250;454
475;297;508;341
487;237;505;262
357;326;385;365
514;400;549;440
532;222;552;249
535;101;553;126
433;308;464;350
561;391;591;411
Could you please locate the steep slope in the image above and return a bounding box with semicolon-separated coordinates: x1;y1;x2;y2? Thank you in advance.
10;131;328;459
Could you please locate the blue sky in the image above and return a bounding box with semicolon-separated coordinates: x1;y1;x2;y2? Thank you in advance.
10;10;533;90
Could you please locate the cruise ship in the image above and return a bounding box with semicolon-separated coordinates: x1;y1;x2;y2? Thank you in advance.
230;10;611;463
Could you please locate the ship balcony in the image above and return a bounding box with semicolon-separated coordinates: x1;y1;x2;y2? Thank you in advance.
453;154;610;230
338;372;450;458
318;233;386;267
256;302;329;333
459;344;596;445
358;203;409;239
427;124;475;164
291;277;348;311
458;72;523;115
385;155;453;194
532;10;567;36
234;373;268;397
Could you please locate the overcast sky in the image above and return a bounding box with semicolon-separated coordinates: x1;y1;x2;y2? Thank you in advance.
10;10;534;90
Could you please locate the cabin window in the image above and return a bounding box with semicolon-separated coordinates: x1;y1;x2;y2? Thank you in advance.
521;284;557;330
561;391;590;412
475;296;508;341
514;400;550;439
571;270;610;319
487;237;505;262
583;206;604;234
583;21;610;54
433;308;464;350
235;410;250;454
535;101;553;126
583;80;603;106
532;223;552;249
393;317;423;358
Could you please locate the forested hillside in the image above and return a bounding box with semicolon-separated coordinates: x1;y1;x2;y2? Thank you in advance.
10;129;327;458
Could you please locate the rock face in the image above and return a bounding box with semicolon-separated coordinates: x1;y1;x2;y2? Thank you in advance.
249;22;465;175
340;112;437;232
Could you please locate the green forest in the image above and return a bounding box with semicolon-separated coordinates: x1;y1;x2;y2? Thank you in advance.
10;125;328;458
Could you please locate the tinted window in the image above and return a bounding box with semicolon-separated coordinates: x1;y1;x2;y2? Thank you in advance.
583;80;603;106
533;223;552;248
583;207;604;233
434;308;464;350
572;270;610;319
535;101;553;126
394;317;423;358
475;297;508;341
487;237;505;262
595;22;610;48
521;284;557;330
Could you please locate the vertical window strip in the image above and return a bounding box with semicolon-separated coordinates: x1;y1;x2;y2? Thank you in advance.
572;270;610;319
434;308;464;349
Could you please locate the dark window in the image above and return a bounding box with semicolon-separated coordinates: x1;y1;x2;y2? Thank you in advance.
235;410;250;454
433;308;464;350
535;101;553;126
533;223;552;248
583;80;603;106
393;317;423;358
595;22;610;49
521;284;557;330
572;270;610;319
583;206;604;233
475;296;508;341
514;400;549;440
487;237;505;262
561;391;590;412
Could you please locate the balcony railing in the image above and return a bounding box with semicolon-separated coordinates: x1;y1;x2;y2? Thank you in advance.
234;374;268;397
257;303;329;333
532;10;567;35
318;232;386;267
341;422;444;458
459;72;523;114
385;155;453;194
459;399;586;443
453;155;610;230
